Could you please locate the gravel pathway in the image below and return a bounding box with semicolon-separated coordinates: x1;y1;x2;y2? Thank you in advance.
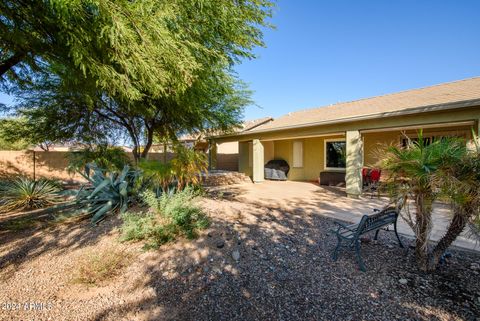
0;197;479;321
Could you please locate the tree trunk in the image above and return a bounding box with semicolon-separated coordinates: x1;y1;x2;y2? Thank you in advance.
415;193;433;271
427;205;471;270
0;52;25;76
132;144;140;164
140;126;154;160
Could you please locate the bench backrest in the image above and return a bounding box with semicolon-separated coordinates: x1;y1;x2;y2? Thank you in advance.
357;207;399;235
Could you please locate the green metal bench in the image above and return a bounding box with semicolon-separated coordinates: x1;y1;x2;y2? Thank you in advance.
332;205;404;272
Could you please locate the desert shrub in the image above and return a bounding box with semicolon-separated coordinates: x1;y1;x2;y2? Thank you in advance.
67;145;131;175
121;187;209;248
138;160;175;194
72;247;133;285
0;177;64;213
171;144;208;190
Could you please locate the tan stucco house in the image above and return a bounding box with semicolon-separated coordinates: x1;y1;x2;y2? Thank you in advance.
211;77;480;197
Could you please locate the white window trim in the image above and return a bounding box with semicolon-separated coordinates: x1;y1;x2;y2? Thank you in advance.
292;140;303;168
324;138;346;171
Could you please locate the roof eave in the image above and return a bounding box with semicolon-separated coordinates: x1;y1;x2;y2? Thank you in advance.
212;98;480;139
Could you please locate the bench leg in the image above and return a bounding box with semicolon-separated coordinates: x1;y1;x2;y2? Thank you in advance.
374;229;380;240
394;221;404;248
332;235;342;261
355;240;366;272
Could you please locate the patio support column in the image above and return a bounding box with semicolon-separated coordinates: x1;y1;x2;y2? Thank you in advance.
208;140;217;170
252;139;264;183
345;130;363;198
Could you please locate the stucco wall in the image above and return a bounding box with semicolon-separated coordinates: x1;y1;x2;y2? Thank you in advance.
216;142;239;171
238;141;252;177
363;126;473;167
0;151;175;181
272;135;345;181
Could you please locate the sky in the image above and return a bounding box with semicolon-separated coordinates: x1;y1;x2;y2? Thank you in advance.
235;0;480;120
2;1;480;121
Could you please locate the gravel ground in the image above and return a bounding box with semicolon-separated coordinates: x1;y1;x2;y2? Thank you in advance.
0;196;479;321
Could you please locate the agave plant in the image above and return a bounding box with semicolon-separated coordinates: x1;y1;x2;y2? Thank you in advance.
0;177;64;213
76;164;140;224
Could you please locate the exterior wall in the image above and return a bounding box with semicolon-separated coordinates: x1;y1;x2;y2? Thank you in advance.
232;108;480;183
272;135;345;181
238;141;252;177
263;141;274;163
0;150;175;181
216;142;239;171
363;126;473;167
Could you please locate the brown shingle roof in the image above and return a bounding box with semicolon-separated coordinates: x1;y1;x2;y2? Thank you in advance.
247;77;480;133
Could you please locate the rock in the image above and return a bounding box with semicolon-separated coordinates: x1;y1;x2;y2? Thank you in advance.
470;263;480;271
399;278;408;285
216;240;225;249
232;250;240;261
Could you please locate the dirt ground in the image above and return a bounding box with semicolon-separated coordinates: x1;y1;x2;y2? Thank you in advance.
0;194;479;321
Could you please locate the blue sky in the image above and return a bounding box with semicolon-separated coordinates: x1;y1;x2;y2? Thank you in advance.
2;1;480;121
236;0;480;120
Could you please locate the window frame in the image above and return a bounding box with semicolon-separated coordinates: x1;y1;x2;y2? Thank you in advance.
292;140;303;168
324;138;346;171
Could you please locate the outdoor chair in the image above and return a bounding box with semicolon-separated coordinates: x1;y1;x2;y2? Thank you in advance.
331;199;405;272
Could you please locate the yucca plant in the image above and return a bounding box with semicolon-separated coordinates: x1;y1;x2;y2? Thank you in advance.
0;177;64;213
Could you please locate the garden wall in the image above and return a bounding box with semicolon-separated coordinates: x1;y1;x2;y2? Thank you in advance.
0;150;175;182
0;149;238;181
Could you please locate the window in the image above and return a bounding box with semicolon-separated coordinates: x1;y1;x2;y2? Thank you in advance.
292;141;303;167
325;139;346;170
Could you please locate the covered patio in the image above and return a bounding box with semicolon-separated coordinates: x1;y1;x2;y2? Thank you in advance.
209;180;479;252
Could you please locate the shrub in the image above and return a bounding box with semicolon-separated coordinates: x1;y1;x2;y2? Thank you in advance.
121;187;209;248
67;145;131;175
171;144;208;190
138;160;175;194
72;247;133;286
76;164;141;224
0;177;64;213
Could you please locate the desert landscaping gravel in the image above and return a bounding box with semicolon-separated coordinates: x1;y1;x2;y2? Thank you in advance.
1;196;479;321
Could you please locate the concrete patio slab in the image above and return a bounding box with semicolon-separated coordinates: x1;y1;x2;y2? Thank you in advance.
210;180;479;252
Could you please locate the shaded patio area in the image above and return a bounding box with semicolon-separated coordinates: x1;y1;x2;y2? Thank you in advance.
209;180;479;252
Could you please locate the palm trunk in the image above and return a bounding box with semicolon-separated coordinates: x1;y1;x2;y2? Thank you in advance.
415;193;433;271
427;205;472;270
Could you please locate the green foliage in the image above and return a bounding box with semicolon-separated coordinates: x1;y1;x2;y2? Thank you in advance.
121;187;208;248
76;164;140;224
67;145;131;175
0;118;31;150
2;0;273;159
380;131;479;270
0;177;64;213
171;144;208;190
138;160;174;193
139;145;208;192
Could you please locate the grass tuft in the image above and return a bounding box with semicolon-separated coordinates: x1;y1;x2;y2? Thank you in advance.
72;247;133;286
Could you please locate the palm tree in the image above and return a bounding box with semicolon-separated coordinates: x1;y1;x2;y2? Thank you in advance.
380;131;474;271
428;132;480;268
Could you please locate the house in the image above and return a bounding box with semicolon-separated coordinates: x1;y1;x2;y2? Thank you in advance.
211;77;480;197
